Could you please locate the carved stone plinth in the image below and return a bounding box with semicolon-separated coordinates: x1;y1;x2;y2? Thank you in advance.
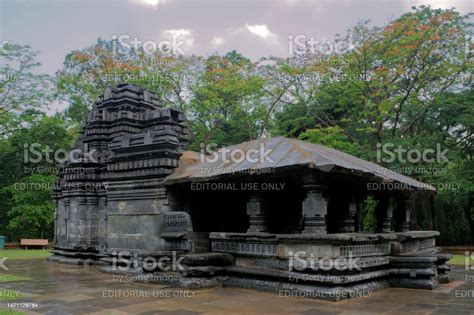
382;205;394;233
247;195;268;233
341;201;357;233
401;209;410;232
302;185;327;234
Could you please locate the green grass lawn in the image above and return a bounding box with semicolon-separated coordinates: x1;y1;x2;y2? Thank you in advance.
0;249;51;260
0;309;25;315
0;274;30;283
448;254;466;266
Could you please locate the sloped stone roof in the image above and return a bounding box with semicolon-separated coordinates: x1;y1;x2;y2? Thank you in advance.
164;136;435;191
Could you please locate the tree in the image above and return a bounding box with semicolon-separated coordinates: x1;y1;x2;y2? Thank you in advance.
0;115;77;241
271;6;473;244
273;6;472;149
4;174;56;239
0;42;53;136
56;38;202;124
189;51;266;149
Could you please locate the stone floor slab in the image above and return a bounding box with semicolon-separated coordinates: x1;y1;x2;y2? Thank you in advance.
1;260;473;315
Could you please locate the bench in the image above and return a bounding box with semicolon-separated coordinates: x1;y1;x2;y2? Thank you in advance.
20;239;48;250
4;242;20;249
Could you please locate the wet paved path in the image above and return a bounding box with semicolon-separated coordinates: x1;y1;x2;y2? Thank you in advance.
0;259;473;314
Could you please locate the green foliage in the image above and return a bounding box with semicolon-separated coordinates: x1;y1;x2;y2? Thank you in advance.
188;51;266;149
270;6;473;244
3;174;56;239
56;38;203;124
0;43;53;136
299;126;360;155
361;196;378;232
0;115;76;241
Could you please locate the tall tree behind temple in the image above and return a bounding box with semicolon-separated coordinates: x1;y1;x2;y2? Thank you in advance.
188;51;266;150
56;42;269;150
272;6;473;244
56;38;203;124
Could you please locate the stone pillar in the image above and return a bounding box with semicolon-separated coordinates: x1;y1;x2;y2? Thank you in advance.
401;209;410;232
247;195;268;233
381;204;394;233
302;185;328;234
340;199;358;233
375;193;393;233
393;193;412;232
400;195;412;232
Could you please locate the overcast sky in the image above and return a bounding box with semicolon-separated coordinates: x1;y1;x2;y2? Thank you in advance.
1;0;472;75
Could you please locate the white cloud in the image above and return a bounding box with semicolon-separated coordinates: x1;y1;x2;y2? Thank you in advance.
161;28;194;53
130;0;172;7
403;0;471;13
241;24;279;45
245;24;270;38
163;28;192;38
211;36;224;47
278;0;305;6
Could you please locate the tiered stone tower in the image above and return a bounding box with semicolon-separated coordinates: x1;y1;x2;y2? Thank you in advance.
51;83;188;263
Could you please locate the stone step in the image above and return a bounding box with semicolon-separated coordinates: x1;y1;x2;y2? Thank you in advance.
224;265;389;285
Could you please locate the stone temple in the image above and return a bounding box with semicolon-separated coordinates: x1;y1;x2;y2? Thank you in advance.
49;84;452;301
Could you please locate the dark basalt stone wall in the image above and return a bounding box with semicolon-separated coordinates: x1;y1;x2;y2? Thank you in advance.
52;83;188;255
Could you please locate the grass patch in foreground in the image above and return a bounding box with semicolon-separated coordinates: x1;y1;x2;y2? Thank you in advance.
448;255;466;266
0;250;51;260
0;274;30;283
0;308;26;315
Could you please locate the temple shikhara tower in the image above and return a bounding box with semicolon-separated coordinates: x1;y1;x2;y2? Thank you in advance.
50;84;452;301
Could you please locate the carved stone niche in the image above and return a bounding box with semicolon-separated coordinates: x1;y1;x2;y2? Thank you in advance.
161;211;193;239
302;184;328;234
161;211;196;251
